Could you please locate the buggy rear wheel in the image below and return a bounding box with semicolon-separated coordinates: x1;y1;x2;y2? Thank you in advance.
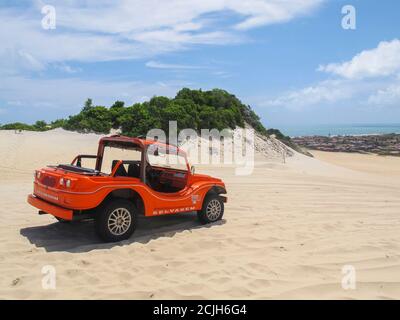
95;199;137;242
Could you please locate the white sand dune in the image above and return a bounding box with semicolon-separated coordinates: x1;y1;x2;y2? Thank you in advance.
0;129;400;299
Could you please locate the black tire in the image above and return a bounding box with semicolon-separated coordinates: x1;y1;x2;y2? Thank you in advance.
197;194;224;224
55;217;71;223
95;199;137;242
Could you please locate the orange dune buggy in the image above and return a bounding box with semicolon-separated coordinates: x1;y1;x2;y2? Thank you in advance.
27;135;227;242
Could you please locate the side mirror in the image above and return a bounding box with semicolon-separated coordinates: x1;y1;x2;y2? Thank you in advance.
191;165;195;175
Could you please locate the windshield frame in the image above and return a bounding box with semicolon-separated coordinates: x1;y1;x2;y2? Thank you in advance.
145;143;190;173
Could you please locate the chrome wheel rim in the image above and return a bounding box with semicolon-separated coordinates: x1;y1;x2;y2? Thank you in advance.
107;208;132;236
206;199;222;221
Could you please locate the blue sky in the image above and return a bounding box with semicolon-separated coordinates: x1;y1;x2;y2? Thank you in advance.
1;0;400;128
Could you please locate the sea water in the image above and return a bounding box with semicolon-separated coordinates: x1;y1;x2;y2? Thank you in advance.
274;124;400;137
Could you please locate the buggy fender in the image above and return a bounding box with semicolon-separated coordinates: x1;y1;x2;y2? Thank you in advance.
194;183;227;206
209;185;227;195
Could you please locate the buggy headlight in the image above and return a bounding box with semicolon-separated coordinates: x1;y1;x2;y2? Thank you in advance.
65;179;71;188
36;171;41;179
59;178;64;186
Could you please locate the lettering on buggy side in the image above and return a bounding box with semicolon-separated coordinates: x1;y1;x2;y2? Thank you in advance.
153;206;196;216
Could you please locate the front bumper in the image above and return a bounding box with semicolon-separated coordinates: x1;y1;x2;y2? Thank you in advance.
27;194;73;221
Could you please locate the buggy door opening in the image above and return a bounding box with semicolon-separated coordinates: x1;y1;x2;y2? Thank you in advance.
97;140;143;179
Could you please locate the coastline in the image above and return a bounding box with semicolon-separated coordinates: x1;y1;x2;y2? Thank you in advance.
276;124;400;138
293;132;400;138
292;133;400;156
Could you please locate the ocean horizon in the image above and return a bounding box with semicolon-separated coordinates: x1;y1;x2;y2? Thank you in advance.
274;124;400;138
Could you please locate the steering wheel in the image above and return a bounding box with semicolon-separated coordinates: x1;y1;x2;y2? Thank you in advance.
146;165;159;179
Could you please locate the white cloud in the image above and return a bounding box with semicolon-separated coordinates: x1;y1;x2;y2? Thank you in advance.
0;47;46;75
1;1;323;70
260;78;390;110
368;83;400;106
212;71;233;78
53;63;82;74
0;12;148;65
263;80;360;109
318;39;400;79
53;0;323;33
130;29;241;47
6;100;24;106
232;0;323;30
146;61;205;70
262;39;400;111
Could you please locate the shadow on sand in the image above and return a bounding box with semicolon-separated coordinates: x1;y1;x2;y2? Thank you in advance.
20;212;225;253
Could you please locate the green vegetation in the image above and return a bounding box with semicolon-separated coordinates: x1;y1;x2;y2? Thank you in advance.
0;88;298;149
0;120;52;131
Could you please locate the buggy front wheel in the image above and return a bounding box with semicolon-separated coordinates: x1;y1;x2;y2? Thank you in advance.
197;195;224;224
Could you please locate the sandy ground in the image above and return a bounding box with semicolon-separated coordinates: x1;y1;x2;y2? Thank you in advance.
311;150;400;177
0;130;400;299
